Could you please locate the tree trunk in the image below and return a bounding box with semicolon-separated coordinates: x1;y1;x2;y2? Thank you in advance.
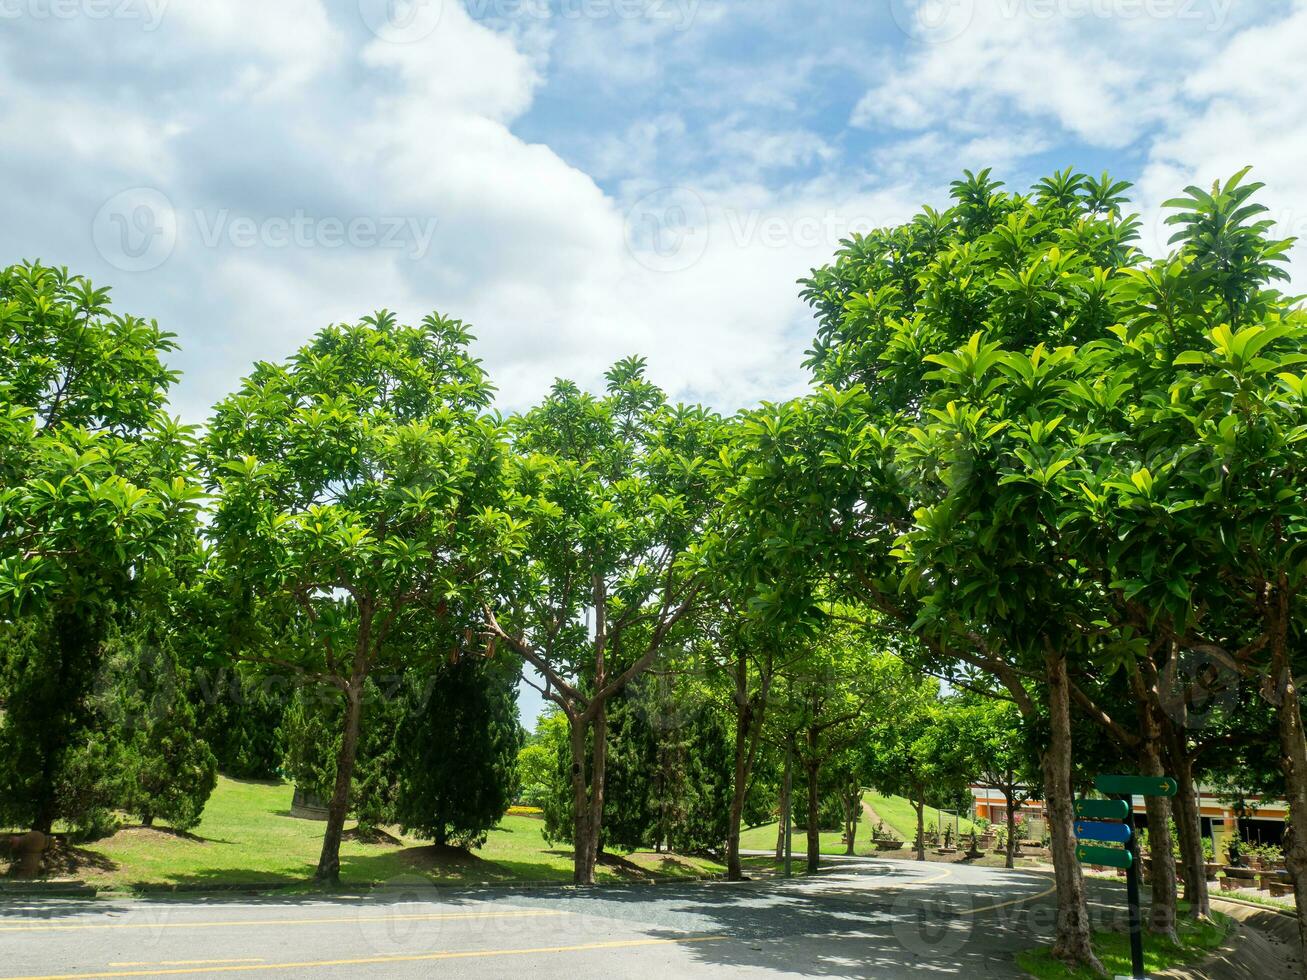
1272;636;1307;975
568;715;594;885
775;755;791;862
913;792;926;862
1168;746;1210;919
725;651;768;881
1153;661;1211;920
806;759;821;874
585;700;608;883
842;783;857;856
570;716;595;885
1042;650;1102;973
315;680;364;883
1139;737;1179;942
1004;789;1017;870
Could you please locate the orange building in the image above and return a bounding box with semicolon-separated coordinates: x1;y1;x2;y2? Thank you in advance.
969;784;1287;855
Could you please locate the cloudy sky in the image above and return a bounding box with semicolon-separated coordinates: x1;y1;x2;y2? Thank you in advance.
1;0;1304;423
4;0;1303;723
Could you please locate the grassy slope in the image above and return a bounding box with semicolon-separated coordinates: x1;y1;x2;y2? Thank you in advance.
1016;906;1231;979
57;776;722;891
738;791;979;857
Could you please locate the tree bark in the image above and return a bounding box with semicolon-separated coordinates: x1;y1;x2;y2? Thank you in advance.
725;650;768;881
1004;789;1017;870
585;700;608;883
1139;737;1179;942
568;715;594;885
1167;742;1210;919
315;679;364;883
1271;622;1307;975
805;758;821;874
842;781;857;856
775;755;791;862
1042;650;1102;973
913;791;926;862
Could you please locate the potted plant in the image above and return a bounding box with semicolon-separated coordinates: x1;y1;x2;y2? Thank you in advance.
1203;838;1220;880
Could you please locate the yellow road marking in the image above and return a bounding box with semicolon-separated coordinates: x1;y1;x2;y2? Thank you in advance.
107;963;263;969
961;881;1059;916
2;935;727;980
0;909;560;934
882;867;953;889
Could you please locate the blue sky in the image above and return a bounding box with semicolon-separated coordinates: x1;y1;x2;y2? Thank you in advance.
3;0;1304;723
3;0;1303;427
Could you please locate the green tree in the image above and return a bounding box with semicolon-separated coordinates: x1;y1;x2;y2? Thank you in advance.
201;310;513;882
395;655;523;848
484;359;721;884
731;169;1155;970
516;728;558;809
862;673;970;862
0;261;202;835
952;695;1038;869
765;623;889;872
194;669;288;780
100;616;217;832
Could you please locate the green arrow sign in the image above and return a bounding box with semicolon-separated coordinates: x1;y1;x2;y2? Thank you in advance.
1094;774;1178;798
1075;798;1130;820
1076;844;1133;869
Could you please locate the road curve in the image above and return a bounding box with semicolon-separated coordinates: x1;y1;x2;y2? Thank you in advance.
0;857;1132;979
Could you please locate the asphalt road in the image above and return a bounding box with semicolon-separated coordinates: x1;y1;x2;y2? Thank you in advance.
0;857;1135;979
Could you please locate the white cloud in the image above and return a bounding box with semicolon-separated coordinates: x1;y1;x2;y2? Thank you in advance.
0;0;1300;432
1134;2;1307;275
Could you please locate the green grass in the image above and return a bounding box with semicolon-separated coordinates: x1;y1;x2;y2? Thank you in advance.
737;790;980;858
1016;906;1232;979
863;791;979;842
26;776;723;892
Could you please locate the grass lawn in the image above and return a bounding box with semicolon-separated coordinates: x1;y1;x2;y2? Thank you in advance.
737;790;981;859
1016;905;1232;979
16;776;723;892
863;790;979;842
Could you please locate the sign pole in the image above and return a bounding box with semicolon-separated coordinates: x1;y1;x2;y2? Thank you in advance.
1121;794;1145;979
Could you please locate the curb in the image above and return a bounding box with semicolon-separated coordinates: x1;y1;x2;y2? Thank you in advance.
24;870;731;901
1212;895;1297;918
0;883;97;897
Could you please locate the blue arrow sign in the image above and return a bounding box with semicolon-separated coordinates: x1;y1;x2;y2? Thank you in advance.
1075;819;1132;844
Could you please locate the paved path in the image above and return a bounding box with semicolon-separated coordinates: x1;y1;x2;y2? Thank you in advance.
0;857;1134;979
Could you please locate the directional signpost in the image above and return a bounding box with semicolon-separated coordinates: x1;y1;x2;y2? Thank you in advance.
1075;775;1179;980
1075;798;1129;822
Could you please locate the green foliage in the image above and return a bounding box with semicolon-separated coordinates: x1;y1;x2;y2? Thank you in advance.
0;262;201;832
394;656;523;849
201;309;514;878
194;670;288;780
98;618;217;831
280;677;404;833
515;740;555;809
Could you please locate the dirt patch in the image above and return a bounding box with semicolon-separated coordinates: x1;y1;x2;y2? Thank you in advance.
113;825;209;844
596;851;656;880
14;838;118;879
342;827;403;846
